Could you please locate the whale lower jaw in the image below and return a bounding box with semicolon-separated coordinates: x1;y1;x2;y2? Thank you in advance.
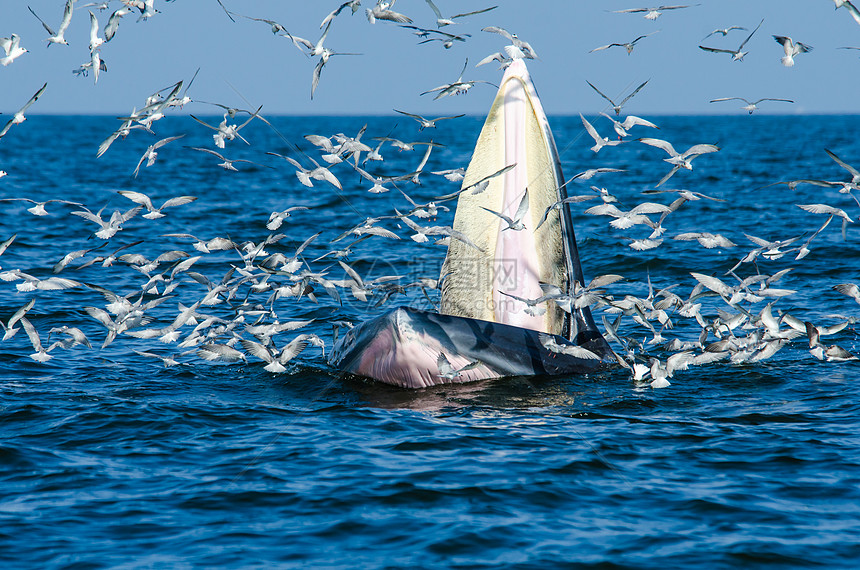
329;308;612;389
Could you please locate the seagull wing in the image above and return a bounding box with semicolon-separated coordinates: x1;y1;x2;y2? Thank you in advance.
709;97;748;104
513;188;530;223
118;190;154;210
825;148;860;180
619;79;650;106
586;80;617;107
738;19;763;51
580;114;603;144
699;45;737;55
28;7;56;36
639;137;678;157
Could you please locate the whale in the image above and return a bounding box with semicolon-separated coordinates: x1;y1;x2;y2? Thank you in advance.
329;59;615;388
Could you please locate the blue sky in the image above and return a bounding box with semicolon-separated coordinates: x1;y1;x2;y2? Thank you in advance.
2;0;859;116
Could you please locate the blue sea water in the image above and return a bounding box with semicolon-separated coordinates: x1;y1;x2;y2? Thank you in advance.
1;113;860;568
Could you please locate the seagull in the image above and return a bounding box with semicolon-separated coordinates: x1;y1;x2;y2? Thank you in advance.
366;0;413;24
190;107;262;148
480;188;530;231
834;282;860;305
709;97;794;114
703;26;746;39
773;35;812;67
240;336;309;373
481;26;538;59
28;1;75;46
437;353;482;380
117;190;197;219
424;0;496;27
833;0;860;26
581;114;623;153
638;137;720;187
320;1;363;28
599;112;659;138
267;206;309;231
1;298;34;341
307;29;361;99
535;195;595;230
88;10;105;53
131;135;185;177
71;204;142;239
0;34;28;66
674;232;736;249
19;318;60;363
267;152;342;189
399;214;481;250
586;79;649;116
393;109;465;130
420;58;495;100
806;321;857;362
189;147;263;172
0;83;47;140
0;198;82;216
699;18;763;61
104;7;132;42
584;202;672;230
538;333;601;359
589;31;658;55
612;5;698;20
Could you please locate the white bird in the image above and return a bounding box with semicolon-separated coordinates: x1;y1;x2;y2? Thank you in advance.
131;135;185;177
1;298;34;341
589;32;658;55
703;26;746;39
699;18;763;61
28;1;75;46
240;336;309;373
1;270;81;293
773;35;812;67
586;79;649;116
585;202;671;230
189;147;262;172
19;318;60;363
481;26;538;59
538;333;601;359
423;0;496;27
612;5;698;20
599;112;659;138
833;0;860;26
393;109;465;130
437;353;482;379
420;58;495;100
806;321;857;362
0;198;82;216
267;152;343;189
0;34;28;66
118;190;197;219
190;108;261;149
71;204;142;239
0;83;47;140
709;97;794;114
89;11;105;53
638;137;720;187
104;8;132;42
366;0;413;24
674;232;736;249
581;114;623;153
320;1;362;28
480;188;530;231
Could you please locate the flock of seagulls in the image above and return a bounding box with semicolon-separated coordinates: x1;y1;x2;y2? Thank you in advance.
0;1;859;389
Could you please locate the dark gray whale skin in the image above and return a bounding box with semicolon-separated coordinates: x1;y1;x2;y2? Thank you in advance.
328;307;615;389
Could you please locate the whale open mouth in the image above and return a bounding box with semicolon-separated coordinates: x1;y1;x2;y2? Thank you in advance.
439;59;602;346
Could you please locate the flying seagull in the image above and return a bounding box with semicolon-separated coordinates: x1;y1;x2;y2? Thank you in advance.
589;31;659;55
699;18;763;61
612;5;699;20
586;79;650;115
773;35;812;67
28;0;75;46
709;97;794;114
